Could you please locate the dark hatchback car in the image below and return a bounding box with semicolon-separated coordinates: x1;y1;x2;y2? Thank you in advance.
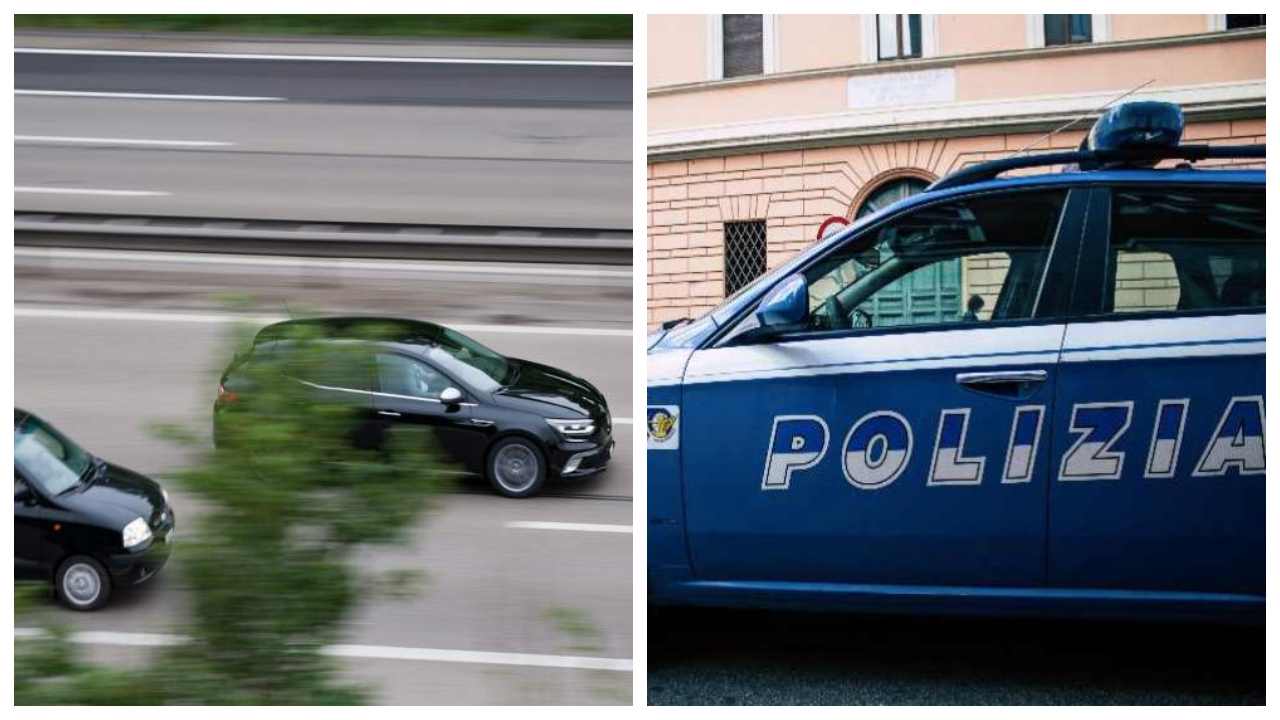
15;409;175;610
215;317;614;498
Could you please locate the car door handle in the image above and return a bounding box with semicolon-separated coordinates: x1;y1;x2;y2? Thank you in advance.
378;410;402;418
955;370;1048;386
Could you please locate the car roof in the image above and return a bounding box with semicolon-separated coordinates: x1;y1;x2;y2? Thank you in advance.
254;316;451;350
817;165;1263;260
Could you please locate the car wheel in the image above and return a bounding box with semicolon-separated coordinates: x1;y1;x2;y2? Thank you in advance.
487;437;546;498
56;556;111;611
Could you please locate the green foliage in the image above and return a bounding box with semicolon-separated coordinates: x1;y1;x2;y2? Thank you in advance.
15;14;632;41
16;319;451;704
544;606;604;653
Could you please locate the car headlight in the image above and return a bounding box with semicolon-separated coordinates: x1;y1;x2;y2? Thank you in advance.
546;418;595;441
122;517;153;549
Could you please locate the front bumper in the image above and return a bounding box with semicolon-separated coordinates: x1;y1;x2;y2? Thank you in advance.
553;437;614;477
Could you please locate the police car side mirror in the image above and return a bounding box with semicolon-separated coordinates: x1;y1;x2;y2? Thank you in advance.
440;387;463;405
754;274;810;335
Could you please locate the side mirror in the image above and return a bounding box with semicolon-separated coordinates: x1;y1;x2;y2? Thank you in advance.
15;479;32;504
755;274;809;332
440;387;463;405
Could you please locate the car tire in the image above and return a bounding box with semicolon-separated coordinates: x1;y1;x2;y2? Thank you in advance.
55;555;111;611
487;437;546;498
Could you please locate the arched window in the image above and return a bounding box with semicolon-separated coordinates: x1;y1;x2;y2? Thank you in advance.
854;177;929;218
853;175;962;323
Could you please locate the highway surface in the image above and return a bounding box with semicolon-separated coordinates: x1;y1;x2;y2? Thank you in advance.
14;40;631;228
15;251;633;704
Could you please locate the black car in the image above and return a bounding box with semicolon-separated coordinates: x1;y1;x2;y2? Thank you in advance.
14;409;175;611
215;317;614;498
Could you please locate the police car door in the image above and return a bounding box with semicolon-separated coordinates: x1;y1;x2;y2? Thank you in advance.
680;187;1085;588
1049;184;1264;596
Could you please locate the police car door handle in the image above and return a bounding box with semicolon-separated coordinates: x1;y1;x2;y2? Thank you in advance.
955;370;1048;386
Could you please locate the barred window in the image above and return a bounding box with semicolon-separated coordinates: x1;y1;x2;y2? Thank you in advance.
724;221;767;297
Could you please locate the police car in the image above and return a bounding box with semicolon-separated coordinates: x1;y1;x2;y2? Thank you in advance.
647;102;1264;622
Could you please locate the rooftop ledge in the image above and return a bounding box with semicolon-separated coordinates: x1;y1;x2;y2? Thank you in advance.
648;80;1265;161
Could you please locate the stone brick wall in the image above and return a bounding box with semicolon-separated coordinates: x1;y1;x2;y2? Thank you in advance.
646;118;1264;326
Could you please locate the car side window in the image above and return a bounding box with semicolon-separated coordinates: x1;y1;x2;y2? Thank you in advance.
376;353;448;400
802;190;1066;333
1105;188;1263;315
280;342;375;392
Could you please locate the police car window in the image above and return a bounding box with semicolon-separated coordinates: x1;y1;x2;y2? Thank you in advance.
376;353;447;400
804;190;1065;332
1106;188;1263;315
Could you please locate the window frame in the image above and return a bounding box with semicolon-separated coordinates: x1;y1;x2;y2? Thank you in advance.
711;14;775;80
1068;183;1266;325
1027;14;1109;48
876;14;923;60
712;185;1090;349
1223;15;1265;31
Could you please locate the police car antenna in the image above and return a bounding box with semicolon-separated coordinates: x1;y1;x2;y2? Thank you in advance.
1013;79;1156;156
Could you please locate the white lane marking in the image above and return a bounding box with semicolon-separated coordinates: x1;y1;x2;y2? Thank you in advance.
14;305;632;338
16;47;631;67
15;186;169;197
16;134;233;147
14;628;631;672
16;89;284;102
14;247;632;279
612;418;633;425
505;521;632;534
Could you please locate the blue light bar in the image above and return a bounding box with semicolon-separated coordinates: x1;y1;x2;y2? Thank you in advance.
1087;100;1185;153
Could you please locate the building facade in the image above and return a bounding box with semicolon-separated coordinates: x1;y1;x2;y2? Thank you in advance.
646;14;1266;326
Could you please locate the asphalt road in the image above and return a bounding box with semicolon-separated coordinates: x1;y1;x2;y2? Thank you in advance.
15;254;633;704
14;42;632;228
649;609;1262;705
16;50;631;106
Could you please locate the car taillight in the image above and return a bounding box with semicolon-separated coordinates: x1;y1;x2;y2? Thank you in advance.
217;383;239;404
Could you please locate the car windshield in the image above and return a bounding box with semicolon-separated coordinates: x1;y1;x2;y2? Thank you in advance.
650;238;817;352
434;327;513;385
14;414;93;495
649;195;925;352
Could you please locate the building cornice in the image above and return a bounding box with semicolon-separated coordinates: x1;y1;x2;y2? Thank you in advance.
649;80;1265;161
649;26;1265;98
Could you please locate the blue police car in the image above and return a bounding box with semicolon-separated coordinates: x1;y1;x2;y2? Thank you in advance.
647;102;1264;622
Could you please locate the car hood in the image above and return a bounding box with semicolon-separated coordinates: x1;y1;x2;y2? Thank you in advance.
648;348;694;388
494;358;607;419
58;462;165;530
